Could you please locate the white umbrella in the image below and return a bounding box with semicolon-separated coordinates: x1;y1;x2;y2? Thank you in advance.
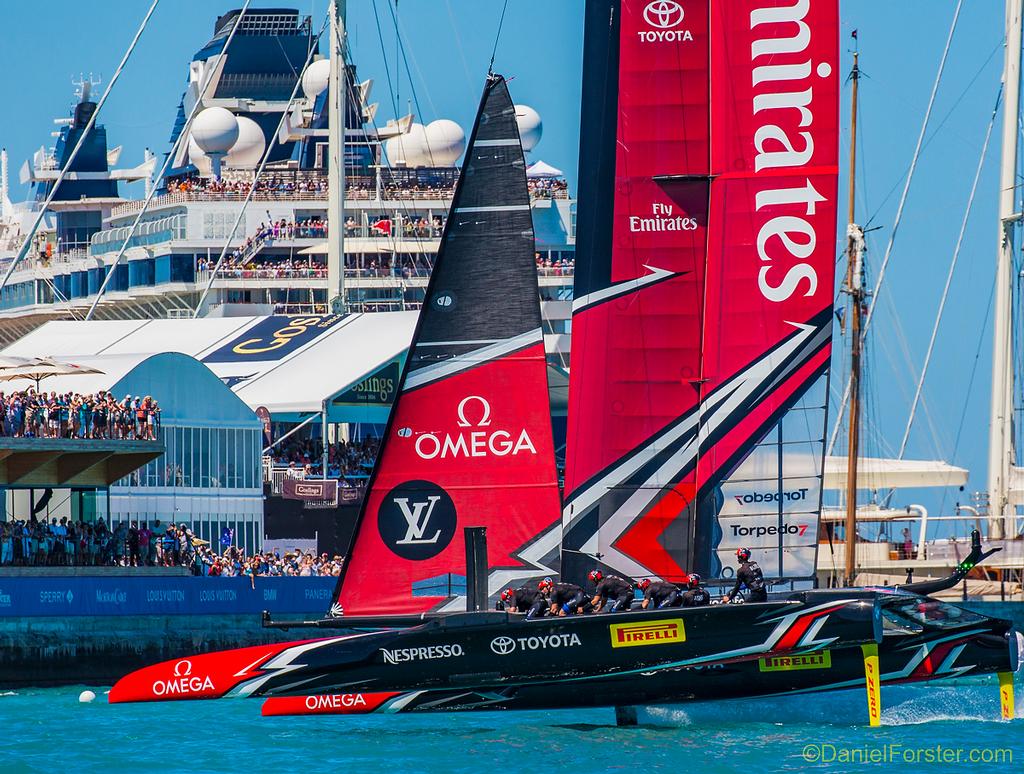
0;355;34;369
0;357;105;391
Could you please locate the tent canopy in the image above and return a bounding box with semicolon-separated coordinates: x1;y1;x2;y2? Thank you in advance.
526;160;564;179
2;314;418;423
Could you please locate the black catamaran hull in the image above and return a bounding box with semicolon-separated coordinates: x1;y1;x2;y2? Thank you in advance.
259;599;1019;716
108;596;881;704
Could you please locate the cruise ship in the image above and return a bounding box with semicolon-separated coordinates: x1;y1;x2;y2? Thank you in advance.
0;7;575;364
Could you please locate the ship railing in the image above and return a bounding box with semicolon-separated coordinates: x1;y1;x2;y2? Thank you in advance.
109;187;459;217
536;265;575;277
528;188;571;200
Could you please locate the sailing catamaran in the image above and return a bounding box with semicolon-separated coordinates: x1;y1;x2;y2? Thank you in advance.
109;0;1018;721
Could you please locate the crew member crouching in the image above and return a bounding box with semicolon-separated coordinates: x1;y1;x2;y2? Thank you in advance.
588;569;634;613
499;585;547;619
722;548;767;603
540;577;589;616
638;578;683;609
681;574;711;607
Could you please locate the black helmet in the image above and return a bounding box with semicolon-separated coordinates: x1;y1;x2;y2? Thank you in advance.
687;573;701;588
736;548;751;562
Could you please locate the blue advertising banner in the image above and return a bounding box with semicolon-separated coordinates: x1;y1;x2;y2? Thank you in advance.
202;314;346;363
0;576;337;617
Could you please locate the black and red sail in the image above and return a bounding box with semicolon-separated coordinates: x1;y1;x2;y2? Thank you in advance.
562;0;839;585
332;75;562;616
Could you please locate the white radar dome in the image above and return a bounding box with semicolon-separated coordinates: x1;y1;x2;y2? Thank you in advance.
384;122;432;167
186;135;213;176
191;107;240;153
224;116;266;169
514;104;542;152
302;58;331;99
423;120;466;166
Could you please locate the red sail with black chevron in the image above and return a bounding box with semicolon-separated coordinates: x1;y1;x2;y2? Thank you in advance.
330;75;562;616
562;0;838;586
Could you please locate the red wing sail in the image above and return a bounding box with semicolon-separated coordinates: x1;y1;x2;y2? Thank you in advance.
330;75;562;617
563;0;838;585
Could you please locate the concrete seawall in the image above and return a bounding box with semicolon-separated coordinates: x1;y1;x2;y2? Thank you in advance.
0;613;331;687
0;573;339;687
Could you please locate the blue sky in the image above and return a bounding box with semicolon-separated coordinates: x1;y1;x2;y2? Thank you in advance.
0;1;1014;530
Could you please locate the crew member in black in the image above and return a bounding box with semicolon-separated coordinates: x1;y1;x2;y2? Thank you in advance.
681;574;711;607
540;578;589;616
499;586;547;619
588;569;634;612
637;578;683;609
722;548;767;603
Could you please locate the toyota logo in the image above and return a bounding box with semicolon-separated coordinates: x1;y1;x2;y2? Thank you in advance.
490;636;516;655
643;0;684;29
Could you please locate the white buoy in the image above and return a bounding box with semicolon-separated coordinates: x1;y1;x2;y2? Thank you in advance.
79;689;96;703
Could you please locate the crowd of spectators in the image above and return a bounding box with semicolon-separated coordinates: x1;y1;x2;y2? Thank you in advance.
271;435;380;485
527;177;570;199
0;517;344;577
164;172;460;201
535;254;575;276
0;390;160;440
166;175;328;196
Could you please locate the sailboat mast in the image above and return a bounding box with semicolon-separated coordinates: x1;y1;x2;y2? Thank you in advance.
988;0;1021;540
327;0;347;314
843;50;864;586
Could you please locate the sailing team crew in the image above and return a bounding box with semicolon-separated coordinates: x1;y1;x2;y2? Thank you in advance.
497;548;764;616
499;585;548;619
588;570;635;612
722;548;767;603
540;577;590;616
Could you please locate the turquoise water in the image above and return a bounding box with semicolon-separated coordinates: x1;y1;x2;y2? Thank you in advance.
1;677;1020;773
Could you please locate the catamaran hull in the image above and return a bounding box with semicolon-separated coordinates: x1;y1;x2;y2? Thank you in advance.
261;617;1019;716
108;598;880;704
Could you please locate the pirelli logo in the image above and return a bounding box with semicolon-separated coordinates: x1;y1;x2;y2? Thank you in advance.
758;651;832;672
609;619;685;648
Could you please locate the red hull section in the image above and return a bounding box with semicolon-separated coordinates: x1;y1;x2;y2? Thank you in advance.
107;638;337;704
262;692;402;716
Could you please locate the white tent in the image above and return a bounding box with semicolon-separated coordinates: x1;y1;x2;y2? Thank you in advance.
2;313;418;421
526;160;564;179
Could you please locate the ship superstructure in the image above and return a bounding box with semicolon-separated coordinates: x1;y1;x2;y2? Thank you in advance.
0;8;576;365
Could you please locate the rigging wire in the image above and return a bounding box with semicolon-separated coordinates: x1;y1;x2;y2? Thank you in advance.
489;0;511;75
863;37;1002;229
371;0;400;119
936;274;997;520
85;0;254;319
192;12;330;317
0;0;160;295
828;0;963;455
893;85;1002;464
445;0;478;100
385;0;436;164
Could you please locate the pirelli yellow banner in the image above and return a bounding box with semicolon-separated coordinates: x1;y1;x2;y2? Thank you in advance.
609;619;685;648
758;651;832;672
